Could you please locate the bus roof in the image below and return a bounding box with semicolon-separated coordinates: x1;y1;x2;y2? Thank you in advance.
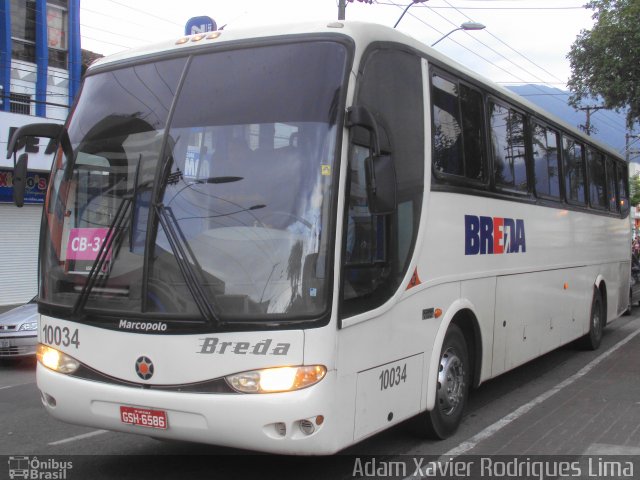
89;20;623;160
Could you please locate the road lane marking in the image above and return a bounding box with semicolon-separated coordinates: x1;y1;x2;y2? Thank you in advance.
444;326;640;457
0;382;34;390
48;430;108;445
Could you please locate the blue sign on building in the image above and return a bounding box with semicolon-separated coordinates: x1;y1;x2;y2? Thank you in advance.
0;168;49;204
185;16;217;35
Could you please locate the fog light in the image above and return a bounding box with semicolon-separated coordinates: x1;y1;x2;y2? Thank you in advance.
299;419;315;435
275;422;286;437
43;392;56;407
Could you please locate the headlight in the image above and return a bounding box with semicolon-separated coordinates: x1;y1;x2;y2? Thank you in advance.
226;365;327;393
36;344;80;374
18;321;38;331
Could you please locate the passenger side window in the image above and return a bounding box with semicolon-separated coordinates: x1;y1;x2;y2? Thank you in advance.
531;123;561;198
605;157;618;212
562;137;586;205
617;162;629;213
346;145;387;266
432;73;485;182
587;147;607;209
490;102;527;192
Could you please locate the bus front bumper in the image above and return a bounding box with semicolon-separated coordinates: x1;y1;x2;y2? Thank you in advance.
37;363;346;455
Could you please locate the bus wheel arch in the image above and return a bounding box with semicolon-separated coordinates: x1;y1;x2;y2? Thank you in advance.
450;309;482;390
419;306;481;439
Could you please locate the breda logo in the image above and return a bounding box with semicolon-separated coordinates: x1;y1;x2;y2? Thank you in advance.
135;356;154;380
464;215;526;255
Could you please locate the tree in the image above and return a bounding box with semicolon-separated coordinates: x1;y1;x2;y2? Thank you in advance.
567;0;640;129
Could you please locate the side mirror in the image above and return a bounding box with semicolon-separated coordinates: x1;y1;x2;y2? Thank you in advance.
346;106;381;156
365;154;397;215
13;153;28;208
6;123;71;207
347;105;397;215
5;123;65;159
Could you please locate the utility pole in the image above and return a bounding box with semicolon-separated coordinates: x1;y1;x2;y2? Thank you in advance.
578;105;605;136
338;0;346;20
626;133;640;164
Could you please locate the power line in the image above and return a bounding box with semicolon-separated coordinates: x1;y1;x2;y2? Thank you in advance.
79;22;151;43
375;2;585;10
426;0;627;135
439;0;565;84
378;0;626;141
376;0;537;85
101;0;182;27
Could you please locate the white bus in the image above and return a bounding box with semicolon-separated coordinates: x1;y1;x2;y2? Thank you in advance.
7;21;630;455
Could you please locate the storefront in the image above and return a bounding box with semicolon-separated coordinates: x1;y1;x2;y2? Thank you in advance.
1;112;57;305
0;0;81;305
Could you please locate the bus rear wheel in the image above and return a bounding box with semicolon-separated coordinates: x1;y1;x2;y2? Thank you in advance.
580;287;604;350
420;324;470;439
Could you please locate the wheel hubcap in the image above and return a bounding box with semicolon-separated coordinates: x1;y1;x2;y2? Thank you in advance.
592;303;602;339
437;347;465;416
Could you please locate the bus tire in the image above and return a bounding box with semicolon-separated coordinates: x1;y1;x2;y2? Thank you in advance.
580;288;604;350
421;324;470;439
623;288;632;316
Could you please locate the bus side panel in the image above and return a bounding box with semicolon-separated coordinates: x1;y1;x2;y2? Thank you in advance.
493;267;594;375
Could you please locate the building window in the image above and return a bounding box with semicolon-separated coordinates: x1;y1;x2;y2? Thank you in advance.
10;93;32;115
10;0;37;64
10;0;68;68
47;2;68;69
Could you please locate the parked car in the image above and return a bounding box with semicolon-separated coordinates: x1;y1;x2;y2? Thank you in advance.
0;297;38;360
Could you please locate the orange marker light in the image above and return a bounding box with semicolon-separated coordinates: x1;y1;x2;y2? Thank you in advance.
434;308;443;319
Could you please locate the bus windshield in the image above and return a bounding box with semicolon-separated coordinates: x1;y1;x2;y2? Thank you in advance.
40;41;348;326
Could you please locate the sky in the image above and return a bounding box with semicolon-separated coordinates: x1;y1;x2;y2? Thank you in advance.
79;0;596;89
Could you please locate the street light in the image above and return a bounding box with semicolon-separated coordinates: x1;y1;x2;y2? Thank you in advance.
431;21;486;46
393;0;428;29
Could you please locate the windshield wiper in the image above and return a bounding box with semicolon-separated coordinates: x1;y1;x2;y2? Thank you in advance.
72;194;133;316
154;203;220;327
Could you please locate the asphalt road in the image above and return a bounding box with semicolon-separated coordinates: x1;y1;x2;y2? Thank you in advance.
1;312;639;480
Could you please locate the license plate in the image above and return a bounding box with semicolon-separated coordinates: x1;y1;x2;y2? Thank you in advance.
0;339;10;348
120;406;168;430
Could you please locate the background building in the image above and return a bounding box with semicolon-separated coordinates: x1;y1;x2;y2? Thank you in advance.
0;0;80;305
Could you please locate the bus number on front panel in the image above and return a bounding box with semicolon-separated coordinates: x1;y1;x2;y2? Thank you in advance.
379;363;407;391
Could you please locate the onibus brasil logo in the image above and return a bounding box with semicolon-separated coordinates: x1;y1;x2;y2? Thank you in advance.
8;456;72;479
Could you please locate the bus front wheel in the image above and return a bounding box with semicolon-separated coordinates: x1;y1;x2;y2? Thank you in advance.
420;324;470;439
